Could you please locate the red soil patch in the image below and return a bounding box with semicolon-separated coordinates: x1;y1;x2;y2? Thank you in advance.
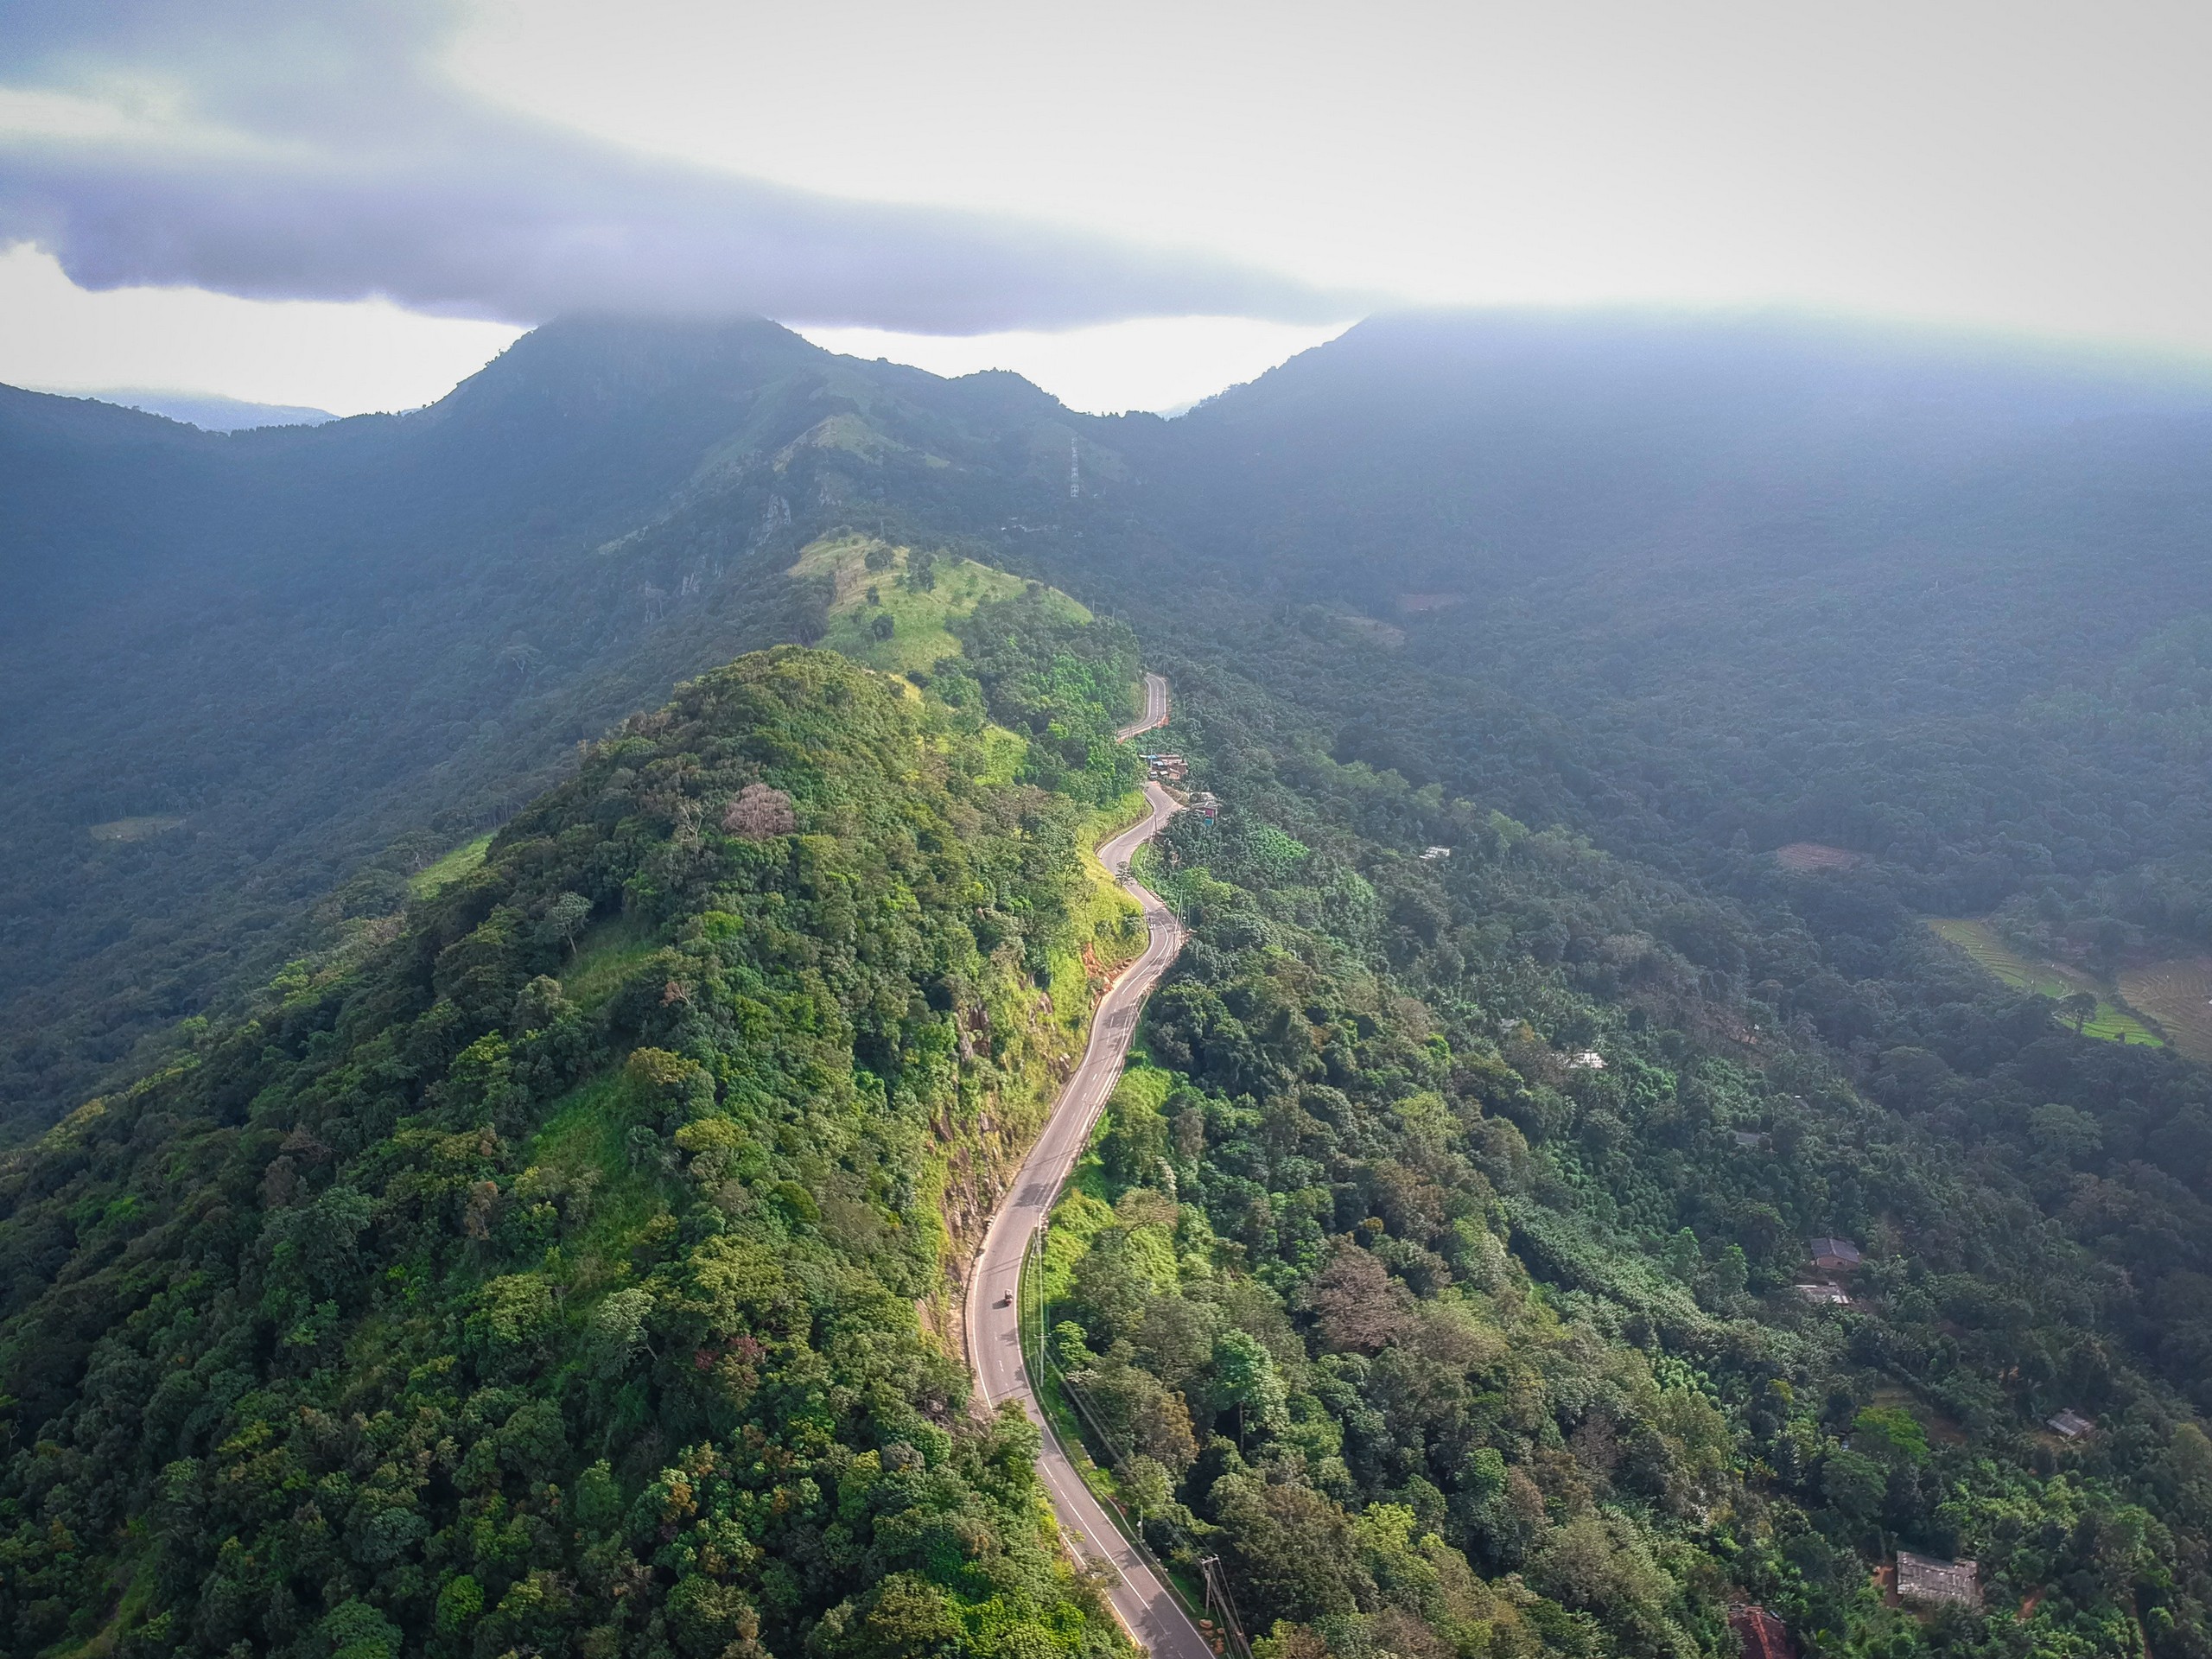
1775;842;1867;873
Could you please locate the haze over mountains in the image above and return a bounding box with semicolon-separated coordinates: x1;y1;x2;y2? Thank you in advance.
9;311;2212;1128
77;391;339;432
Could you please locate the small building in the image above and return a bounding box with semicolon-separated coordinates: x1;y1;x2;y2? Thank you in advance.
1807;1236;1863;1272
1732;1128;1769;1150
1896;1551;1978;1607
1727;1605;1796;1659
1188;791;1219;826
1421;845;1452;861
2048;1408;2094;1440
1568;1050;1606;1071
1795;1282;1851;1306
1141;753;1189;783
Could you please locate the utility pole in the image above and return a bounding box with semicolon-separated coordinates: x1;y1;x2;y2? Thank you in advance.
1198;1556;1252;1659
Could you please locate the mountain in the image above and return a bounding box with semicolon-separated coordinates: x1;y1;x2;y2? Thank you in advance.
0;319;1095;1124
80;390;338;431
0;630;1151;1659
14;308;2212;1129
8;314;2212;1656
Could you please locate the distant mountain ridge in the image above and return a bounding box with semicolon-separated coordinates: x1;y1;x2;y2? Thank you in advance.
79;388;338;431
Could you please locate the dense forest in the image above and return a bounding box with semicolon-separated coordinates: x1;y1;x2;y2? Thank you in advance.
0;632;1148;1658
7;310;2212;1656
1030;650;2212;1659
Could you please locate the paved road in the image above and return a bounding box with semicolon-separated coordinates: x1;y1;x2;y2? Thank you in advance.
1118;671;1172;742
964;679;1211;1659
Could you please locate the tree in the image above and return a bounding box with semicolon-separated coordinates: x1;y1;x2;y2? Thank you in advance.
1301;1241;1412;1352
2062;990;2100;1033
1211;1330;1287;1442
722;782;797;839
540;891;592;957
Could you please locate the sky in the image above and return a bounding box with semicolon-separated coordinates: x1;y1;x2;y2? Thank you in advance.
3;0;2210;416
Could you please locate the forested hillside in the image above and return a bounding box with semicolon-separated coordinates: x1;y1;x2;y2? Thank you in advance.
19;311;2212;1135
0;323;1098;1126
0;636;1149;1658
10;308;2212;1657
1033;652;2212;1659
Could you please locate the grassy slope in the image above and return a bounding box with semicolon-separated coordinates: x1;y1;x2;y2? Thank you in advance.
790;532;1090;673
1926;917;2163;1045
407;831;492;896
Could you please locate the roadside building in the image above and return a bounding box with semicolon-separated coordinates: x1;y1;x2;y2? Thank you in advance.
1807;1236;1863;1272
1896;1552;1978;1607
1189;791;1219;826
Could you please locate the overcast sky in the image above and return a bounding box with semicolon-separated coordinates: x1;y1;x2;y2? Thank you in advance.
3;0;2209;416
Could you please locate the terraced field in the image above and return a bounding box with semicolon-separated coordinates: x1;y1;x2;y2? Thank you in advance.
1926;918;2163;1046
2118;957;2212;1062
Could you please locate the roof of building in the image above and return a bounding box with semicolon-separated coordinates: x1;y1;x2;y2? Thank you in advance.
1795;1282;1851;1305
1897;1551;1978;1606
1727;1606;1796;1659
2048;1408;2094;1439
1807;1236;1863;1267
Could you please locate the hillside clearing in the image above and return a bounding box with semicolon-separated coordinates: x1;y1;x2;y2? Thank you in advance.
1775;842;1866;872
407;831;491;896
2117;956;2212;1063
790;531;1088;672
87;816;183;842
1926;918;2162;1046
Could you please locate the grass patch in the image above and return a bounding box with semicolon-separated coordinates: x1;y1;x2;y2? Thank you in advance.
790;532;1088;673
1927;918;2162;1046
525;1075;671;1291
561;913;661;1012
410;832;492;896
1039;794;1147;1040
977;724;1027;787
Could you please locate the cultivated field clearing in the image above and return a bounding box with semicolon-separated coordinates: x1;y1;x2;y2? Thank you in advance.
1775;842;1866;872
1926;918;2162;1046
87;816;183;842
2118;957;2212;1063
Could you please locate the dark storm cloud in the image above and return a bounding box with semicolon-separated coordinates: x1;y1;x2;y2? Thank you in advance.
0;0;1355;331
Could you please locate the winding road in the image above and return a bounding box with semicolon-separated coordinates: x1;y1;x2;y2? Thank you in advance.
963;674;1214;1659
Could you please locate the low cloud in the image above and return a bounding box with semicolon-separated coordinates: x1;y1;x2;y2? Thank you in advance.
0;1;1357;333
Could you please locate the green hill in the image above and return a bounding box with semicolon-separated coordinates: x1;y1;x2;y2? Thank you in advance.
0;645;1138;1659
